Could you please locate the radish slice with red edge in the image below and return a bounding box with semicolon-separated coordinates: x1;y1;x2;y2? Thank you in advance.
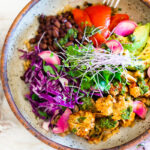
105;40;123;54
52;108;72;134
38;51;60;65
114;20;137;36
133;101;147;119
147;67;150;78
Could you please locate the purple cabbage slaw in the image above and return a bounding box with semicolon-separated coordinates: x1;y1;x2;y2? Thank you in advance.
19;45;102;125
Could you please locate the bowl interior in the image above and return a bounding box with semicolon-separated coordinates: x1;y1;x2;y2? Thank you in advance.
5;0;150;149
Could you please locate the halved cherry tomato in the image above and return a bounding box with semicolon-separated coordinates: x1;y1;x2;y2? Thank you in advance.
90;28;110;46
85;5;111;28
109;14;129;31
85;5;111;45
72;8;92;30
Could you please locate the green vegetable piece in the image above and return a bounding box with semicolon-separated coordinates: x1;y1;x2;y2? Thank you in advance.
54;64;61;72
99;117;117;129
80;97;94;111
59;28;78;46
123;23;150;56
38;110;48;118
128;34;136;42
72;128;77;133
85;25;101;37
138;78;149;95
78;116;86;123
32;94;39;101
50;52;54;57
121;106;133;120
32;66;36;71
43;64;55;75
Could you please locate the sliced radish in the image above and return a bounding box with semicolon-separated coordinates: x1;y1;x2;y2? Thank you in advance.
38;51;60;65
147;67;150;78
114;20;137;36
106;40;123;54
42;121;50;131
133;101;147;119
52;108;72;134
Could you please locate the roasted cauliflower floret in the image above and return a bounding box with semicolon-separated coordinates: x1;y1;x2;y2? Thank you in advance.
121;112;135;127
112;95;133;120
96;95;114;116
68;111;95;138
129;83;141;98
109;83;121;96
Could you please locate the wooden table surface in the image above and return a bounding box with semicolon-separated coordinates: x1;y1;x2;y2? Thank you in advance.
0;0;149;150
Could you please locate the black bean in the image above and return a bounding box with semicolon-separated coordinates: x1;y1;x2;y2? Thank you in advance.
52;26;59;31
54;20;61;28
36;34;42;41
61;18;67;23
78;33;83;41
48;39;52;45
38;28;42;33
39;24;45;30
39;15;45;23
48;30;52;36
53;43;58;50
42;39;47;44
49;45;55;51
57;15;63;21
53;30;59;38
65;42;74;47
61;24;66;30
40;43;48;50
69;36;74;41
60;30;65;38
29;38;37;44
65;22;72;29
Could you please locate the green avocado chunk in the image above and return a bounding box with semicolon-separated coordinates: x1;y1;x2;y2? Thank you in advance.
123;23;150;56
138;37;150;60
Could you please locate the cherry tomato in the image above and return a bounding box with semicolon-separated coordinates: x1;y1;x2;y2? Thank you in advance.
90;28;110;46
109;14;129;31
85;5;111;45
72;8;92;30
85;5;111;28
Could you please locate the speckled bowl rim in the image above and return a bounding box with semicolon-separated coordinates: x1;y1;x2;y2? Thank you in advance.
1;0;150;149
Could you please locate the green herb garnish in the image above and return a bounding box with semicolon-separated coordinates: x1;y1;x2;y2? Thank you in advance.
32;94;39;101
58;28;78;46
72;128;77;133
43;62;55;75
32;66;36;71
99;117;117;129
38;110;48;118
85;25;101;37
80;97;94;111
78;116;86;123
121;106;133;120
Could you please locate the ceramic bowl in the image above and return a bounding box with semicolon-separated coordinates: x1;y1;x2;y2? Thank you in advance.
1;0;150;149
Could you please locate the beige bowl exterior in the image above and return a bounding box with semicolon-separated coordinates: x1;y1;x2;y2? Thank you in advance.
1;0;150;149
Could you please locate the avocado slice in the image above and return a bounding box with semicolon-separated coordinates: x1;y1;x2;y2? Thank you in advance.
123;23;150;56
138;37;150;60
